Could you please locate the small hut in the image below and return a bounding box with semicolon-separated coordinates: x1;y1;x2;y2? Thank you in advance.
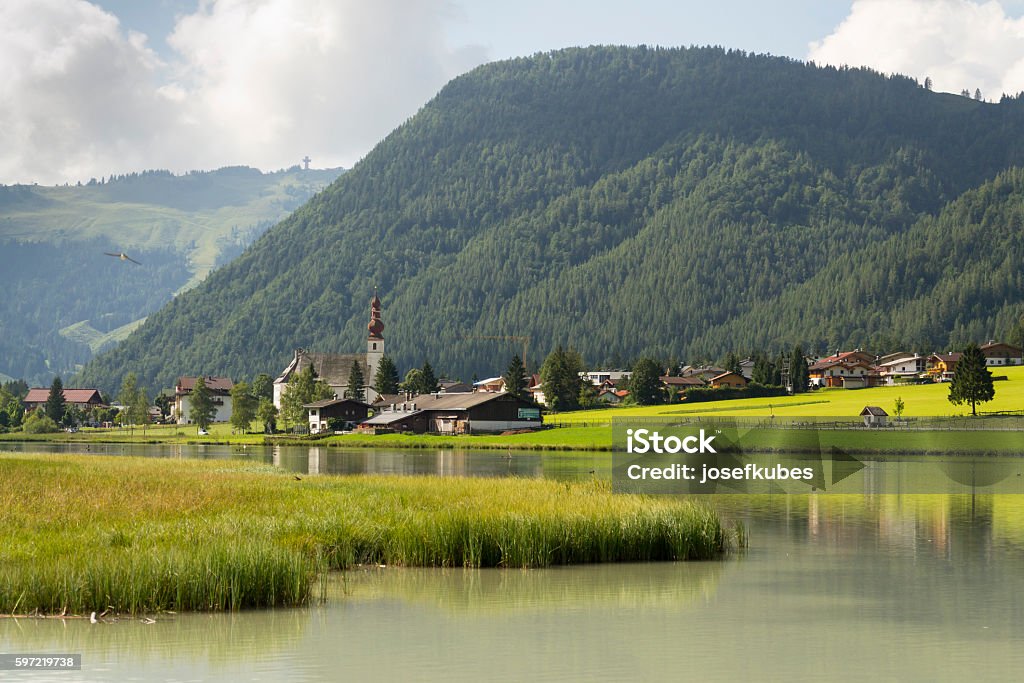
860;406;888;427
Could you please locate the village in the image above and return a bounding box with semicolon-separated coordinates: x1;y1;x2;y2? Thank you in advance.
5;294;1022;437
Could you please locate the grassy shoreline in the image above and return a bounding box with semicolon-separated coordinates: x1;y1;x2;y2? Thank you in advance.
0;454;735;616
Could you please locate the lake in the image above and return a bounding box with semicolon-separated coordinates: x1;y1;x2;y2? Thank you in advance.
2;444;1023;680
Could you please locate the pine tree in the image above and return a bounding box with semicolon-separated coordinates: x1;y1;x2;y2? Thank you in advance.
420;361;439;394
45;376;65;423
789;345;809;393
347;361;365;401
189;377;217;431
540;345;584;412
629;357;663;405
502;354;529;398
374;355;400;395
948;343;994;416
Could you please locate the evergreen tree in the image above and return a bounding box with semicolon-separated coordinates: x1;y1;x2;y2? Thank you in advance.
540;345;584;412
751;352;778;385
374;355;400;395
347;361;365;401
629;357;664;405
948;343;995;416
502;354;529;398
722;352;743;377
230;380;257;433
789;345;809;393
189;377;217;431
45;376;65;423
420;361;439;394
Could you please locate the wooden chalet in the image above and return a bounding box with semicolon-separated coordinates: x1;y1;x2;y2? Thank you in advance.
360;392;542;435
304;398;371;434
710;372;748;389
23;388;104;411
980;341;1024;367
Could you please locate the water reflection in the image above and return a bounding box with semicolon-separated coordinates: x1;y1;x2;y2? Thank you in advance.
0;442;610;480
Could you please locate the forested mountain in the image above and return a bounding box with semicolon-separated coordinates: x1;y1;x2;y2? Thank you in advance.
0;166;342;385
76;46;1024;394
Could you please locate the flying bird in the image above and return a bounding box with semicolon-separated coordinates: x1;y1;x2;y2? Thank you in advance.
104;251;141;265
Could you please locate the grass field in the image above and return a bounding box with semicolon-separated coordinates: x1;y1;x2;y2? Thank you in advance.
0;454;734;615
548;365;1024;425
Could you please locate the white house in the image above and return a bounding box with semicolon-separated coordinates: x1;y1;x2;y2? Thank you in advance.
174;376;233;425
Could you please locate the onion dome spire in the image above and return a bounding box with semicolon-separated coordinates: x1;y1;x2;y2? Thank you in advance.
368;288;384;339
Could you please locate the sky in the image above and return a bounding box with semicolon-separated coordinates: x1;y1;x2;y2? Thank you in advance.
4;0;1024;185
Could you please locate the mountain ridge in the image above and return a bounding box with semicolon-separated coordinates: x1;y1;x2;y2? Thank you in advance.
74;46;1024;393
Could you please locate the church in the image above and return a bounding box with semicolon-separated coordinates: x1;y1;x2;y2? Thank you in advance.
272;294;386;409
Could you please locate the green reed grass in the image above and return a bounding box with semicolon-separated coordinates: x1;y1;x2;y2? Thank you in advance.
0;454;736;615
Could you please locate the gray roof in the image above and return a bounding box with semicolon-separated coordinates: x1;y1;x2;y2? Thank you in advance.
363;409;423;426
860;406;888;416
275;349;366;386
303;398;371;409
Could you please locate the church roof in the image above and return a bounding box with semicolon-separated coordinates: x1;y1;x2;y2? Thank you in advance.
275;350;367;386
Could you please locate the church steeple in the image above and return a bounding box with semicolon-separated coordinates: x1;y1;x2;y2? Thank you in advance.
366;291;385;402
367;289;384;340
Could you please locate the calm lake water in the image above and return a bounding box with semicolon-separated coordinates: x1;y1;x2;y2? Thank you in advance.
2;444;1024;681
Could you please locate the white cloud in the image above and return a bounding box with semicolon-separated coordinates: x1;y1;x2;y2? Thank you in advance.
809;0;1024;99
0;0;487;185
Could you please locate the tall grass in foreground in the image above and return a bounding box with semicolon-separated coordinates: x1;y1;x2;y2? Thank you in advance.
0;454;736;615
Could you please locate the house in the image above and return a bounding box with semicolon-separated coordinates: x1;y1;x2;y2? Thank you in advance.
980;341;1024;367
359;403;429;434
680;365;727;381
273;294;387;408
927;353;962;381
876;354;927;385
581;370;632;386
738;358;756;380
473;377;506;393
596;388;630;404
659;375;705;400
860;406;888;427
439;380;474;394
710;372;748;389
174;376;233;424
23;388;104;412
808;358;876;388
304;398;371;434
360;392;543;434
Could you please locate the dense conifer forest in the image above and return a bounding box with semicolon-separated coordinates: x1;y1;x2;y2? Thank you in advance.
75;46;1024;393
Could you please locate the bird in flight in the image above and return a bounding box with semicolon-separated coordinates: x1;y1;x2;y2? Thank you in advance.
104;251;141;265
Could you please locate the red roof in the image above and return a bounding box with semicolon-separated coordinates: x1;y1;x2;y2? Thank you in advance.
24;388;103;404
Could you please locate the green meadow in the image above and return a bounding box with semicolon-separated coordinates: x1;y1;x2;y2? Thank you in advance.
550;365;1024;425
0;454;733;615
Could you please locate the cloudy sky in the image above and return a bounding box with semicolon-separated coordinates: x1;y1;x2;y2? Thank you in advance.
4;0;1024;185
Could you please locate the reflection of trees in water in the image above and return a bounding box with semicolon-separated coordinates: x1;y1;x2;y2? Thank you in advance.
335;562;727;614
